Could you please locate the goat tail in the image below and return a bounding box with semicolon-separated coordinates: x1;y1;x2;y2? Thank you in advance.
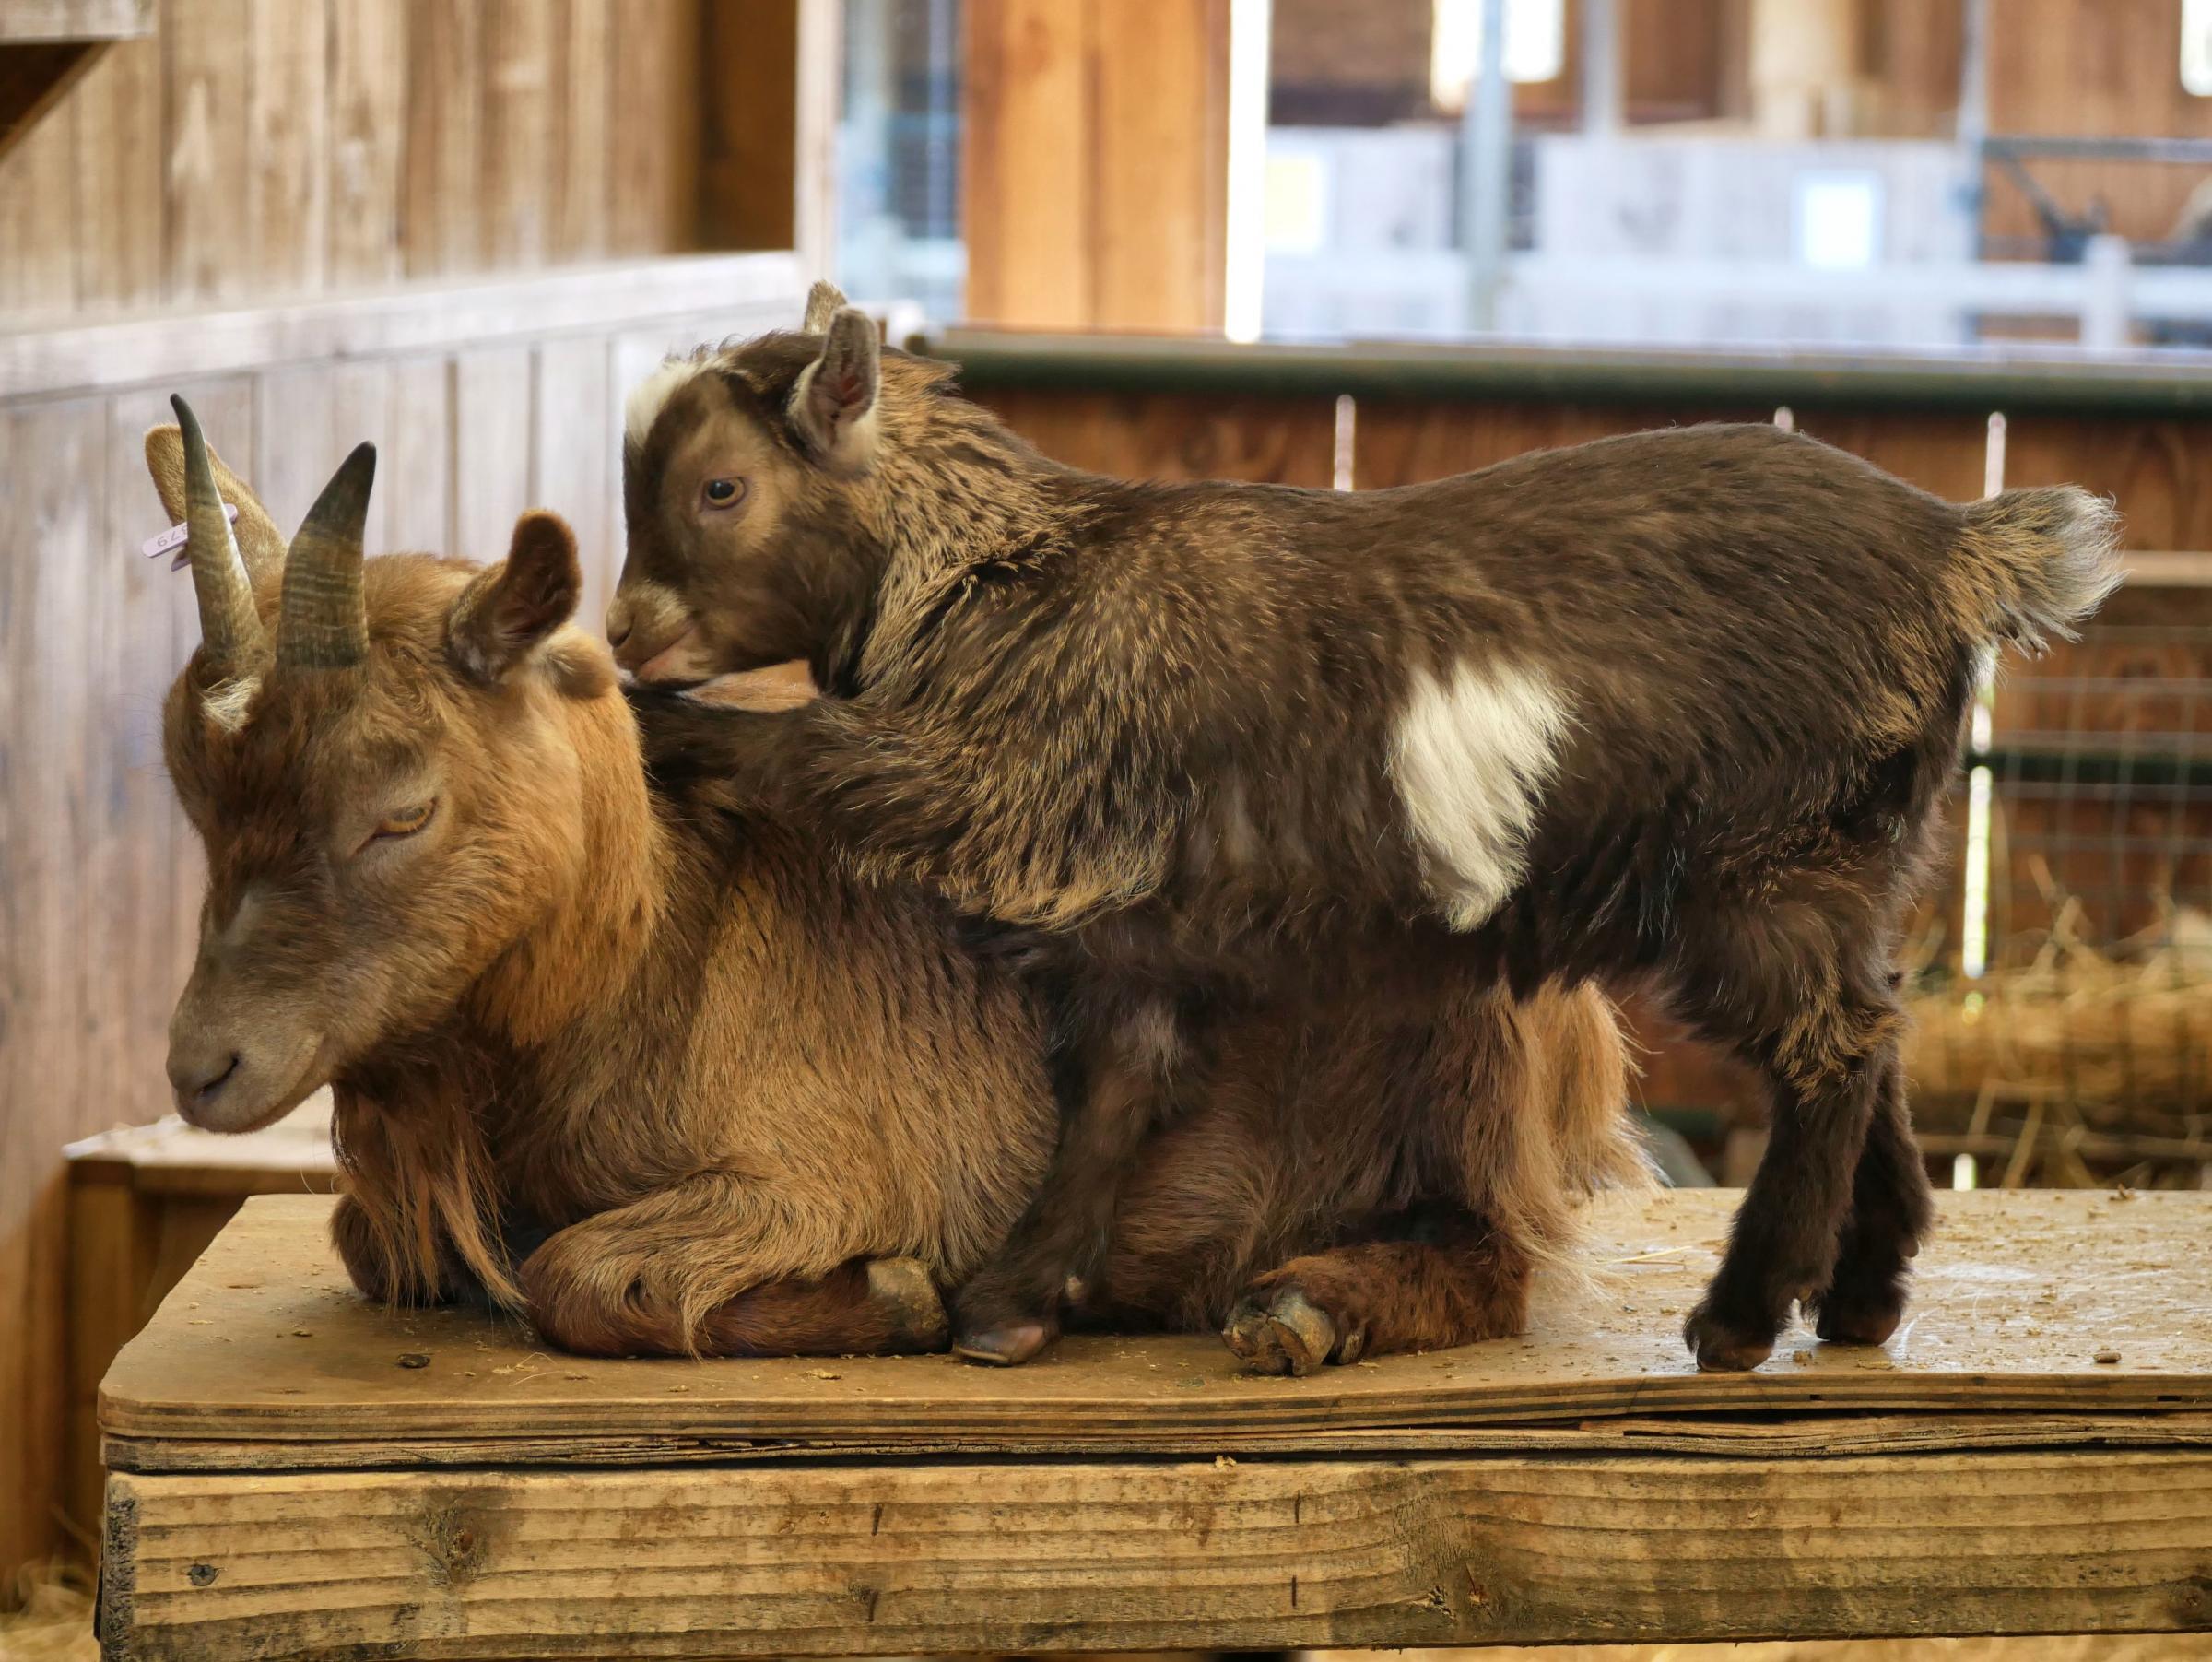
1956;486;2124;654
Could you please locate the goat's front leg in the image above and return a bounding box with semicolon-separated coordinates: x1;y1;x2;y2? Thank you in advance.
517;1173;946;1359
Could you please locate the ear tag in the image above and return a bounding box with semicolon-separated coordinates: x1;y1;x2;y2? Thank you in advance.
144;502;239;570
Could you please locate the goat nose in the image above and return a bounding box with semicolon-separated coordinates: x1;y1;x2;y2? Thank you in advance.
171;1050;240;1110
606;618;631;648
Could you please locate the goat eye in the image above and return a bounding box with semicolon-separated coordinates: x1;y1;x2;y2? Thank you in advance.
371;801;436;842
701;477;745;509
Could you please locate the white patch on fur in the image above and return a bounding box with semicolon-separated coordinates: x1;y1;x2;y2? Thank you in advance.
200;675;260;733
624;357;703;448
1390;660;1571;930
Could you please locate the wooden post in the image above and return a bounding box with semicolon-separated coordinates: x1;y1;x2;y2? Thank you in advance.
963;0;1231;332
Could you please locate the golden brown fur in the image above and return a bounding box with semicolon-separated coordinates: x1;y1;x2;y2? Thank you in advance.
152;417;1644;1370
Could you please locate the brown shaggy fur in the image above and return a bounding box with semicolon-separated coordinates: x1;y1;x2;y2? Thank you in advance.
618;293;2121;1370
150;418;1644;1371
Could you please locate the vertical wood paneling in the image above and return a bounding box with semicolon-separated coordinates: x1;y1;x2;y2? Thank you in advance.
698;0;797;253
534;336;617;630
453;344;535;560
0;397;109;1576
246;0;328;295
402;0;483;278
163;0;253;305
962;0;1093;327
70;36;164;311
0;85;78;314
482;0;557;269
550;0;612;261
1790;409;1993;503
382;354;454;555
608;0;700;257
328;0;406;288
2005;418;2212;552
1351;399;1770;489
1090;0;1229;332
255;362;393;552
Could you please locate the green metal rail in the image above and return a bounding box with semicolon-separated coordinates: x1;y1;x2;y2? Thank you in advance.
912;328;2212;418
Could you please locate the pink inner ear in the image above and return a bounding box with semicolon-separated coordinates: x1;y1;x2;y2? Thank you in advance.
829;369;865;404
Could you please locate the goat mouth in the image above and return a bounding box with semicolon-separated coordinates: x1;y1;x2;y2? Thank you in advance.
626;623;706;685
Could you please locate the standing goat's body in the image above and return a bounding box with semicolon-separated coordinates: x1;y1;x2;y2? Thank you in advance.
151;409;1643;1369
621;314;2119;1368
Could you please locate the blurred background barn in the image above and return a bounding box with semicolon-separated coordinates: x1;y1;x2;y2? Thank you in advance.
6;0;2212;1630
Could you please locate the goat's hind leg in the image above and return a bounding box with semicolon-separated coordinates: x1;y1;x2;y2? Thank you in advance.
1810;1045;1931;1347
952;990;1186;1366
1224;1205;1533;1377
1681;974;1896;1372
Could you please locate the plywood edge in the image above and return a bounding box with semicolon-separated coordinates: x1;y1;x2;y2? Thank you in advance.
99;1410;2212;1476
103;1451;2212;1656
0;252;806;399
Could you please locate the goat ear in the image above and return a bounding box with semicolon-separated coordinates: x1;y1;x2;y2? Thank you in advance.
801;278;849;333
448;511;582;683
788;307;879;472
143;422;288;581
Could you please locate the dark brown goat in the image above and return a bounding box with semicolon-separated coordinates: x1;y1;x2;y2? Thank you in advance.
617;288;2121;1371
151;400;1643;1373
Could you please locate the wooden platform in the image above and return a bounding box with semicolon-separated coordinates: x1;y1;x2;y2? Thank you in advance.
99;1189;2212;1659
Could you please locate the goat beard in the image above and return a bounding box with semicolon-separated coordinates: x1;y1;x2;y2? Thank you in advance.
330;1063;522;1314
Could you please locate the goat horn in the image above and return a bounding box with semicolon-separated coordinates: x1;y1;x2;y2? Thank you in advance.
171;395;265;671
276;442;376;669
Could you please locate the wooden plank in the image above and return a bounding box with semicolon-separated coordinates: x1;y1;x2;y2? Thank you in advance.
452;344;535;560
533;334;616;630
100;1190;2212;1468
246;0;328;296
606;0;699;256
401;0;481;278
0;50;80;312
163;0;252;305
1089;0;1229;332
0;40;99;174
697;0;797;253
255;360;393;551
481;0;555;269
977;388;1339;486
547;0;610;261
0;395;106;1575
791;0;839;276
382;352;453;555
0;0;152;41
103;1449;2212;1657
327;0;405;287
1789;409;1994;504
0;251;805;398
69;32;161;310
962;0;1092;326
2005;417;2212;554
1353;397;1773;489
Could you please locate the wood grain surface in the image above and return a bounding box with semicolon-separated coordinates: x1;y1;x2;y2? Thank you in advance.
102;1189;2212;1470
101;1448;2212;1657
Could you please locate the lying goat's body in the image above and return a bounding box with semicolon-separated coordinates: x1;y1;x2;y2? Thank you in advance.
629;342;2117;1367
154;417;1641;1368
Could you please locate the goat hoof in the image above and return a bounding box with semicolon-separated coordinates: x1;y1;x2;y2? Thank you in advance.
1222;1289;1344;1378
865;1257;949;1350
1682;1304;1775;1372
1812;1291;1905;1348
951;1321;1051;1367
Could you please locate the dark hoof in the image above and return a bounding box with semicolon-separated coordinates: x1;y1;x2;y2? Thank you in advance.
951;1320;1052;1367
1682;1304;1776;1372
1221;1289;1357;1377
1813;1290;1905;1348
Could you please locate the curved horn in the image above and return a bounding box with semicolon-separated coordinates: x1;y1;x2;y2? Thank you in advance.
171;395;265;671
276;442;377;669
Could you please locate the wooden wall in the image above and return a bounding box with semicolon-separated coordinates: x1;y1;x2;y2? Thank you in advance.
0;259;799;1581
962;0;1230;331
0;0;707;322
